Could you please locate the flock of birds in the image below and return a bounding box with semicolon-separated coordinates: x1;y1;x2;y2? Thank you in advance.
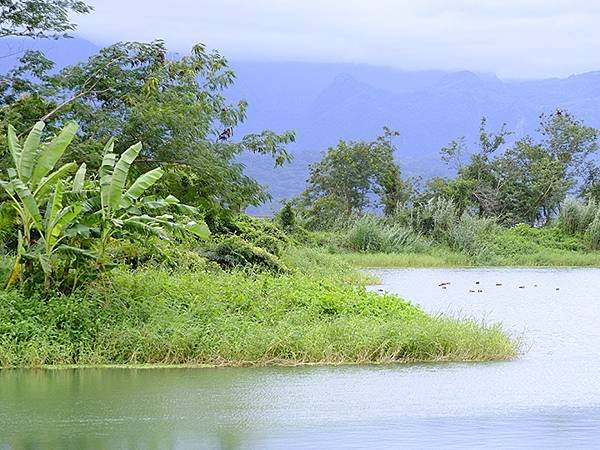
437;281;560;292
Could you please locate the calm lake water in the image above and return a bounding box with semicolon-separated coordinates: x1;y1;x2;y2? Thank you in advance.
2;268;600;449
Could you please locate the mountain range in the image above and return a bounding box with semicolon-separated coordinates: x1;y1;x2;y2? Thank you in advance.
3;38;600;212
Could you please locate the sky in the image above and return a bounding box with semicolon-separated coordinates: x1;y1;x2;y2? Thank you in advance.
75;0;600;79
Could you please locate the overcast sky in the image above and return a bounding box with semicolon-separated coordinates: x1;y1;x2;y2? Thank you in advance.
76;0;600;79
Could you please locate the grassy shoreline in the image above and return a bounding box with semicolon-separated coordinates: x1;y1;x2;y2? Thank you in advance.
0;249;518;368
335;250;600;269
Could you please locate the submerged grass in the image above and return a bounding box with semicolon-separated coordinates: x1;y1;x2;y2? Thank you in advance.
0;249;517;367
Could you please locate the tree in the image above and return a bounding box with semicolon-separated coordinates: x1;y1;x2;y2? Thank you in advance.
429;111;599;225
298;129;408;228
428;117;511;216
0;0;91;40
0;40;296;213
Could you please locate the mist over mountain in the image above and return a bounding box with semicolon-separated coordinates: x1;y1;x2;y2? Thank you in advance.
3;38;600;212
228;61;600;212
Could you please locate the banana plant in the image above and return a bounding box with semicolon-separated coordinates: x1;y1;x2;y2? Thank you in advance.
1;121;79;287
32;180;94;290
89;139;210;263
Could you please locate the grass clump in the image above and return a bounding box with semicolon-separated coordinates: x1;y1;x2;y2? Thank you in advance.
345;215;430;253
0;249;517;367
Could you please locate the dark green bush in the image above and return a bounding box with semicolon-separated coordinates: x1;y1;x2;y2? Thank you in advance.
207;236;289;273
276;202;296;232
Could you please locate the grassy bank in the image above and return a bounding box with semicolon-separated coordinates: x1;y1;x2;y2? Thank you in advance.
313;216;600;268
336;248;600;269
0;249;517;368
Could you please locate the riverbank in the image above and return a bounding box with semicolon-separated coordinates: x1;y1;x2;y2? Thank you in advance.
334;249;600;268
316;221;600;268
0;249;517;368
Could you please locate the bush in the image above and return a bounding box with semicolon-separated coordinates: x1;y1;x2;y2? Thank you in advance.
276;201;296;232
107;237;209;271
0;203;16;252
207;236;289;273
488;223;586;258
449;213;497;261
220;215;289;256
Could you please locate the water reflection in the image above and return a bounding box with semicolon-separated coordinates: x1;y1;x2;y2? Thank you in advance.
1;268;600;449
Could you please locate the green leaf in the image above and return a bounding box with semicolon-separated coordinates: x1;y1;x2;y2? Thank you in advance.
48;204;82;248
99;138;116;178
185;220;211;239
120;167;163;209
31;121;78;187
7;125;22;171
108;142;142;210
55;244;95;259
0;179;15;196
8;169;43;231
20;121;45;182
72;163;87;192
122;217;167;238
46;180;64;229
36;254;51;275
100;148;117;214
34;162;77;200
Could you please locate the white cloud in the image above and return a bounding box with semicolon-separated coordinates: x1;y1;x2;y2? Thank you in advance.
75;0;600;79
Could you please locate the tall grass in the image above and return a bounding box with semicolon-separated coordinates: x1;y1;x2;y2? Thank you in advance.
344;215;430;253
395;198;496;261
557;197;598;234
587;211;600;250
0;257;518;367
557;198;600;250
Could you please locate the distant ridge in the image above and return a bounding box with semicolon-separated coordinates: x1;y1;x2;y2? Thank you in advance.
4;38;600;211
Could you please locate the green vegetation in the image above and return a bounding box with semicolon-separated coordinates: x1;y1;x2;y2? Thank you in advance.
8;3;592;368
0;247;517;367
306;213;600;269
0;126;518;367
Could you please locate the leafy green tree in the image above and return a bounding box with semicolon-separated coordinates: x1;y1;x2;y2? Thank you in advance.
276;201;296;232
429;111;598;225
298;128;408;228
428;118;511;216
0;0;91;40
0;40;295;213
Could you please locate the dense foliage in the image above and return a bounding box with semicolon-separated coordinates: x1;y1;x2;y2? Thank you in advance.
0;41;295;213
0;0;91;40
0;121;209;292
0;249;517;367
297;128;409;229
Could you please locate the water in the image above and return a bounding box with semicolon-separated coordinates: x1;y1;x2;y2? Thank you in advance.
2;267;600;449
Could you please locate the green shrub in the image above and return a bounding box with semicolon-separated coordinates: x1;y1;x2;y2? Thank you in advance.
221;214;289;256
276;201;296;232
107;237;209;271
207;236;289;273
0;203;16;251
449;213;497;261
